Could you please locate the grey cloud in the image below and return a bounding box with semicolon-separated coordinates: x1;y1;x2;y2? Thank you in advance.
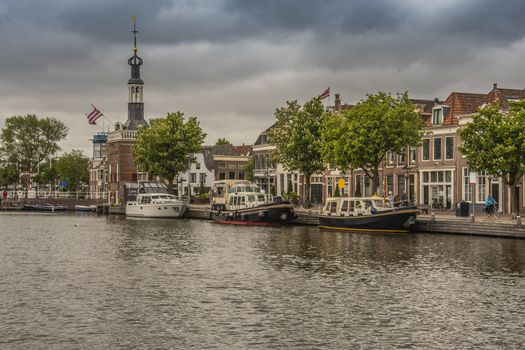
2;0;525;152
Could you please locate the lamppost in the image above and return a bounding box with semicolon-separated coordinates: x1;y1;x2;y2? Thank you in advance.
403;164;409;205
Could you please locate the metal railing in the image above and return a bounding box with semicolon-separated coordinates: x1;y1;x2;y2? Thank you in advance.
107;130;137;141
1;190;108;200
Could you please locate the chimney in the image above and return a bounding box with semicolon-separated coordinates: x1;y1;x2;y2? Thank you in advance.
434;97;439;105
493;83;498;90
335;93;341;111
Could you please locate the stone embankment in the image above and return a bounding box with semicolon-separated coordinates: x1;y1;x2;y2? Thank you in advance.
2;200;524;239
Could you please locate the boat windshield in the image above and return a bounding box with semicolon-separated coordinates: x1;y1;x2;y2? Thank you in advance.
373;199;385;208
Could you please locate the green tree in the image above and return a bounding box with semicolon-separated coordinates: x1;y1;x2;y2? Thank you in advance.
0;114;68;186
460;101;525;216
267;98;327;207
322;92;423;194
133;112;206;193
33;160;58;189
243;158;254;181
215;137;233;146
55;150;89;191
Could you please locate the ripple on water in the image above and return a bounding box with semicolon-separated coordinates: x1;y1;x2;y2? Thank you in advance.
0;213;525;349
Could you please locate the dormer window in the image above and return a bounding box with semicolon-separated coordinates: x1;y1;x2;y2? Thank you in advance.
432;107;443;125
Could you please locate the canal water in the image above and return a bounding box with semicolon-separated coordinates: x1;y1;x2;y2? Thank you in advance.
1;213;524;349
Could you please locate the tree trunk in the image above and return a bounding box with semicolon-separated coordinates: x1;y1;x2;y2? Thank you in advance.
304;174;311;208
372;165;380;196
513;184;520;217
167;178;174;194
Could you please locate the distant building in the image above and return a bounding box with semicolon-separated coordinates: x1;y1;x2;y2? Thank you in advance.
87;132;108;199
176;151;215;197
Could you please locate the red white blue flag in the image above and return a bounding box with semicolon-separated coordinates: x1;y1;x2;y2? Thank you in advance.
86;105;103;125
319;87;330;100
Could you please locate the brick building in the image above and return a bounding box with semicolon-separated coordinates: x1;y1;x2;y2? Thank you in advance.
106;21;148;204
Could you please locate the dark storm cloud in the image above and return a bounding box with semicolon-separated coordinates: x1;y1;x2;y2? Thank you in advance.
1;0;525;151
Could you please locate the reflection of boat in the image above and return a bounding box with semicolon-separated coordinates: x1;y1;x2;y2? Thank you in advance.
210;180;296;226
22;204;68;211
75;205;97;212
319;197;419;233
125;181;187;218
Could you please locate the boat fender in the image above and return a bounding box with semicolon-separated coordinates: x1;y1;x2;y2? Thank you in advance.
241;214;245;221
258;210;265;217
280;212;288;221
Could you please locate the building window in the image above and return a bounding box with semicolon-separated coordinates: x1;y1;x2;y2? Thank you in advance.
199;173;206;183
228;163;236;169
219;172;226;180
238;172;245;180
422;139;430;161
355;174;363;197
409;146;416;165
445;137;454;160
219;163;226;169
398;150;406;166
477;171;487;202
228;171;236;179
196;162;201;170
433;138;442;160
190;173;197;183
463;168;472;202
432;108;443;125
386;175;394;194
386;151;394;167
421;170;453;209
397;175;405;197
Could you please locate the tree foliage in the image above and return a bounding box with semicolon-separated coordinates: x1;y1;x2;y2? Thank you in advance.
132;112;206;192
267;98;327;205
0;114;68;176
215;137;233;146
460;100;525;215
322;92;423;193
243;158;254;181
55;150;89;191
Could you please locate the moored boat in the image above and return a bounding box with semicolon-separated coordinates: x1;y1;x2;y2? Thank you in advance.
22;203;68;211
75;205;97;212
125;181;187;218
318;196;419;233
210;180;296;226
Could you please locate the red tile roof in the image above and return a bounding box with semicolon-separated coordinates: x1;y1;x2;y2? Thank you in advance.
443;92;486;125
233;145;253;156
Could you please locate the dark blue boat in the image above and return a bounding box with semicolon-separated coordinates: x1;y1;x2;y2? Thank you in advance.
319;197;419;233
22;204;68;211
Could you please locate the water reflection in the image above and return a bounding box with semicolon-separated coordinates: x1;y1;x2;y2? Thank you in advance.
1;213;524;349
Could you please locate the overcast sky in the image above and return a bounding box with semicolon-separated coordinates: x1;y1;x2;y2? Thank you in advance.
1;0;525;155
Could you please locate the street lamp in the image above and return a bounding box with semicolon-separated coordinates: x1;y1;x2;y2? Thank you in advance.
403;164;409;206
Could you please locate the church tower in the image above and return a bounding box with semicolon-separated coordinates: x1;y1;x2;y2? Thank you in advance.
124;16;147;130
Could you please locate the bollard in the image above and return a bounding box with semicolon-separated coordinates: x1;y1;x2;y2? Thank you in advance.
470;213;475;223
430;212;435;223
517;216;521;227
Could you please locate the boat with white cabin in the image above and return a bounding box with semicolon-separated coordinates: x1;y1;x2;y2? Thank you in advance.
210;180;296;226
126;181;187;218
319;196;419;233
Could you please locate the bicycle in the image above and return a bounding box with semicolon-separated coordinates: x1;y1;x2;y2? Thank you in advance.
484;204;502;218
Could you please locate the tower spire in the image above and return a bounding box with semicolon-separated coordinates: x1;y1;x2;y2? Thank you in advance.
124;16;146;130
132;15;138;53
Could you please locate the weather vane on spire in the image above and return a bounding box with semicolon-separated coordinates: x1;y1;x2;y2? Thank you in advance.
132;15;138;52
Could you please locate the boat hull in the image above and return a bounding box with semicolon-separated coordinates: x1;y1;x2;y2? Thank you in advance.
211;204;296;226
126;203;187;218
75;205;96;212
22;204;68;211
319;209;419;233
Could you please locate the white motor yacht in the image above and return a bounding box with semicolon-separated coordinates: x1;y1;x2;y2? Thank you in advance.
126;181;187;218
